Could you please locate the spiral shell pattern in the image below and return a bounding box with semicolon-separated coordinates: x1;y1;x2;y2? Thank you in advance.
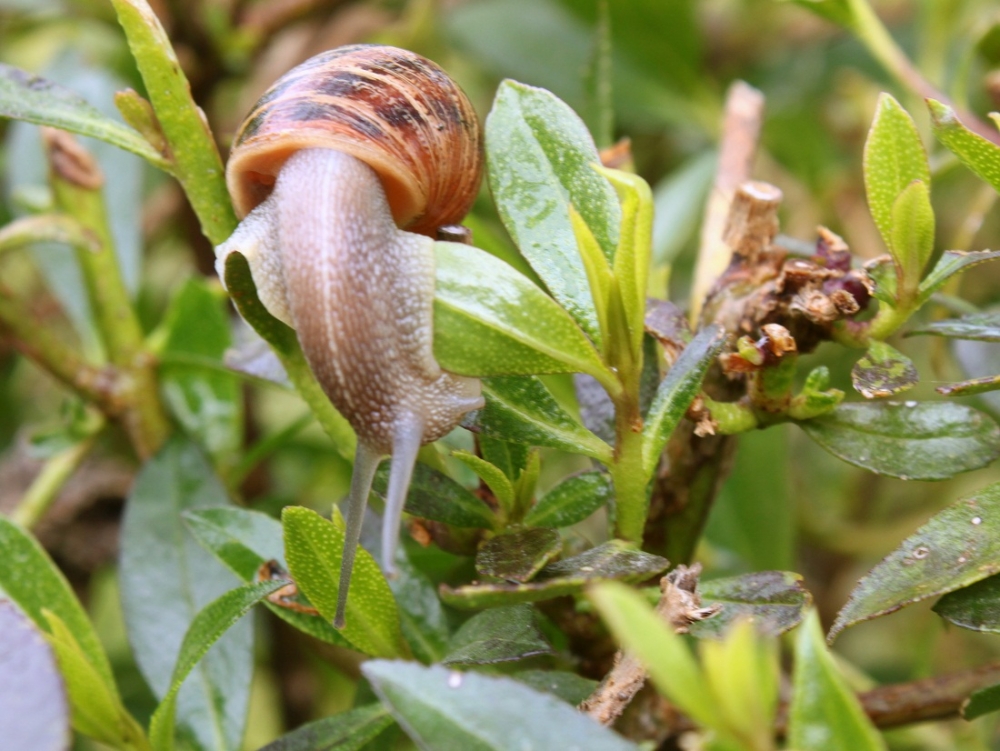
227;45;483;236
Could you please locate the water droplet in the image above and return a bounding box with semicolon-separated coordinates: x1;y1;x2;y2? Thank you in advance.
912;545;930;559
904;400;918;408
958;556;967;564
448;672;463;688
899;474;910;481
972;516;983;525
580;566;594;572
902;557;914;566
859;455;867;462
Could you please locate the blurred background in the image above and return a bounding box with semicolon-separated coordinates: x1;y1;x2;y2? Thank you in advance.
3;0;1000;748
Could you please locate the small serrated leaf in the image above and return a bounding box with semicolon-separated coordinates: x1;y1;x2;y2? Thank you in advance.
523;471;613;528
928;98;1000;194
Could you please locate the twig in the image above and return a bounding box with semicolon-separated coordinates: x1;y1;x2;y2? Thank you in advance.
689;81;765;323
580;565;719;726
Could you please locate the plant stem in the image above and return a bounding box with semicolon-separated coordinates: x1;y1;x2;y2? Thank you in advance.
611;396;649;543
10;426;103;528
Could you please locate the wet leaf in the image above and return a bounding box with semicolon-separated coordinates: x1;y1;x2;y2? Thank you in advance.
789;610;886;750
0;600;70;751
120;438;252;751
442;604;553;666
441;540;667;609
0;63;167;168
799;401;1000;480
183;508;351;648
688;571;811;638
373;461;496;529
928;99;1000;194
962;683;1000;721
642;324;726;474
467;377;613;463
933;573;1000;632
434;241;615;387
149;580;285;751
863;94;930;256
257;704;394;751
907;312;1000;341
510;670;596;705
831;481;1000;639
363;660;638;750
282;506;406;658
476;528;562;582
523;471;613;528
851;341;918;398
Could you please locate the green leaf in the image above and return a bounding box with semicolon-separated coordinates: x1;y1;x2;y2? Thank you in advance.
452;450;515;516
851;341;918;398
479;437;529;483
120;438;252;751
907;311;1000;341
0;600;70;751
373;462;496;529
282;506;406;658
183;507;352;648
917;250;1000;304
781;0;856;26
863;94;930;256
789;610;887;751
475;528;562;582
642;325;726;474
937;374;1000;397
690;571;811;639
0;517;115;688
434;242;616;390
159;278;242;463
511;669;596;705
799;401;1000;480
588;582;718;730
485;79;621;342
523;470;613;528
928;99;1000;194
222;252;356;460
934;574;1000;633
109;0;236;245
149;580;285;751
442;604;553;666
363;660;638;750
441;540;667;609
256;705;394;751
43;611;146;748
888;179;935;289
0;63;168;169
830;481;1000;639
469;377;613;463
384;545;452;665
962;683;1000;721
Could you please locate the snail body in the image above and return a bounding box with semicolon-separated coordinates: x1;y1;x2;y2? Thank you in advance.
216;45;484;627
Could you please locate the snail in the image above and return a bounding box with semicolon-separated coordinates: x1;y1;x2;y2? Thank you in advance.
215;45;485;628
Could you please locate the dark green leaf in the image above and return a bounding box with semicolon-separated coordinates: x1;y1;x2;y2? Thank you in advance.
0;63;167;168
434;242;615;387
907;312;1000;341
385;545;452;665
799;402;1000;480
485;79;620;342
510;669;596;705
0;600;70;751
257;705;394;751
864;256;898;305
363;660;638;750
120;438;252;751
689;571;811;638
183;507;351;648
373;462;496;529
928;99;1000;194
934;573;1000;633
789;610;886;750
851;341;918;398
467;377;613;463
831;481;1000;639
441;540;667;609
479;437;529;482
917;250;1000;304
442;604;553;666
523;471;613;528
160;278;242;463
962;683;1000;720
282;506;406;658
149;580;284;751
642;325;726;474
476;528;562;582
863;94;930;255
452;451;515;516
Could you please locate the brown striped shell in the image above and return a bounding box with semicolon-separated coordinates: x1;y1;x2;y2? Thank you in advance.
227;45;483;236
